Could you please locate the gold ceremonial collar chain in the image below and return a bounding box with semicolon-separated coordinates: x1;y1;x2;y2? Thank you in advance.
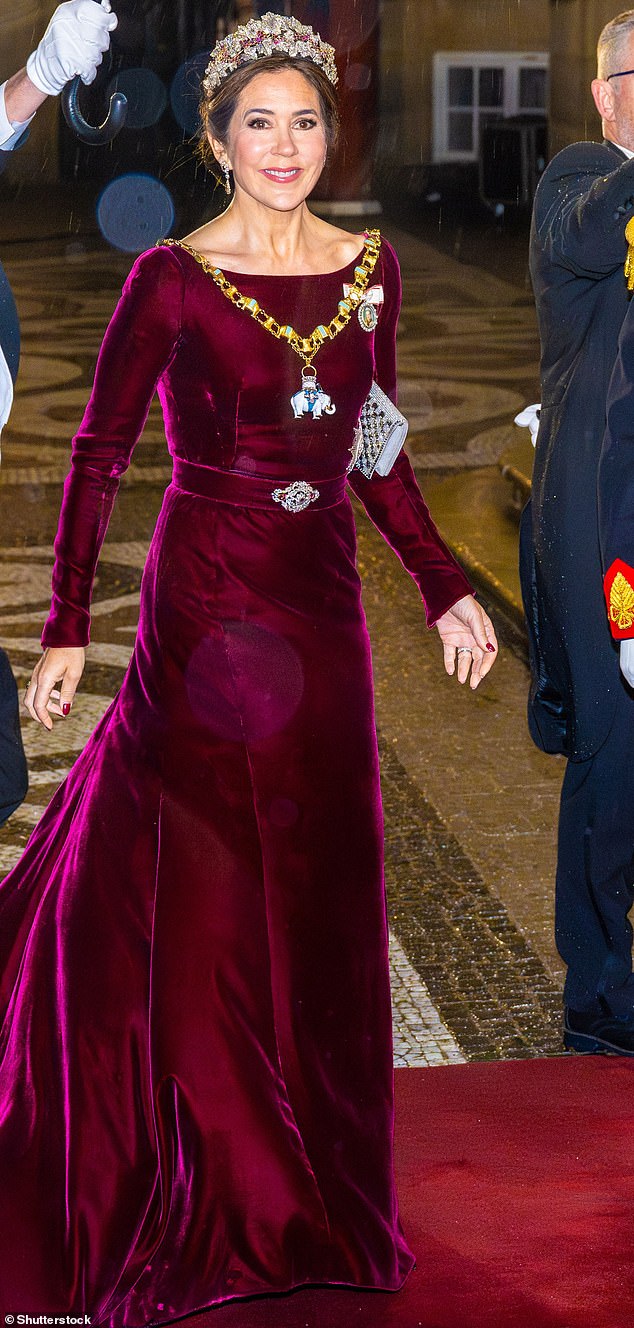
158;230;382;372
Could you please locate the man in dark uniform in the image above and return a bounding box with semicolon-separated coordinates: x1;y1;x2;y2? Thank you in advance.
0;1;116;824
524;9;634;1055
600;232;634;737
0;266;26;824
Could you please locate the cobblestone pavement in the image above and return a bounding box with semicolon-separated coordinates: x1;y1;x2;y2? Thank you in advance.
0;208;565;1064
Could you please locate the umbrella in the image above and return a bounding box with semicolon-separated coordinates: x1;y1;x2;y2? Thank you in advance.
60;0;128;144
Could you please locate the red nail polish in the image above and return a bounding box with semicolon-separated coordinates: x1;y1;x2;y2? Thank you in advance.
486;642;495;653
62;703;71;716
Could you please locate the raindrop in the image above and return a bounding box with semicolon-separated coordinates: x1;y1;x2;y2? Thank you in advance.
65;241;87;263
330;8;379;53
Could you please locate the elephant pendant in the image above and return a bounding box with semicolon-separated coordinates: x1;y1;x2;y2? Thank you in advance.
290;369;336;421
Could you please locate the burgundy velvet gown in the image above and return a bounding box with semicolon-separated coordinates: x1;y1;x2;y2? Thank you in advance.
0;234;471;1325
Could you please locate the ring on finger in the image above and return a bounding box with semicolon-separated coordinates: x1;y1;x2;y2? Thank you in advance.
456;647;472;656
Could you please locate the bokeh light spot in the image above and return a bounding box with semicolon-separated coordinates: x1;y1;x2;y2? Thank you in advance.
345;63;372;91
97;174;175;253
170;53;209;136
185;623;304;743
268;797;300;829
106;68;167;130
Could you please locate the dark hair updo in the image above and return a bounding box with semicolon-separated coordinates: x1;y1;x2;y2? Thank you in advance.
198;53;340;183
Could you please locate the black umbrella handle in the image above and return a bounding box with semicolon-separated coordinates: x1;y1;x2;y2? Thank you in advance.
61;76;128;145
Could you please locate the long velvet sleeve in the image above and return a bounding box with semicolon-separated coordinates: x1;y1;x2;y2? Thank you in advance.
42;248;185;648
348;239;473;626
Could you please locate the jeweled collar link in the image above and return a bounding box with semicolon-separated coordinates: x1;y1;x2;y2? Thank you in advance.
158;230;382;420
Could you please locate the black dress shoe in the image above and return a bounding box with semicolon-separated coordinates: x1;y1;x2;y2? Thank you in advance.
564;1006;634;1056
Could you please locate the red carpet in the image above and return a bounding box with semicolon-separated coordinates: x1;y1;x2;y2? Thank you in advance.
188;1059;634;1328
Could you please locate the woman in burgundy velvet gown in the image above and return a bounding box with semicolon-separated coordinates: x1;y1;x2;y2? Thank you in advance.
0;17;497;1327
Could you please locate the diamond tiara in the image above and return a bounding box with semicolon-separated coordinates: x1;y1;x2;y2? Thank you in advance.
203;12;338;97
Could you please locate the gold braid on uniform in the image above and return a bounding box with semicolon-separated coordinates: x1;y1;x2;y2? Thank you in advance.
609;569;634;631
625;216;634;290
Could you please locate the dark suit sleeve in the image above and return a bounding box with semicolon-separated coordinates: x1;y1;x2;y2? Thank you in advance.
0;649;27;824
599;301;634;638
533;143;634;279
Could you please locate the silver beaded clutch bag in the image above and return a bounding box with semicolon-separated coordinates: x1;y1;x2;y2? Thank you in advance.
353;381;409;479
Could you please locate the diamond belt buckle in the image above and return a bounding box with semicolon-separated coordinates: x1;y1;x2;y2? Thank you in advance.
272;480;320;513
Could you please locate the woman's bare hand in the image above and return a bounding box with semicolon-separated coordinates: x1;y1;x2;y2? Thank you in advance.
434;595;498;690
24;647;86;730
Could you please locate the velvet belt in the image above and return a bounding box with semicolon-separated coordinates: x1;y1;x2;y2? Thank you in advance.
171;457;348;512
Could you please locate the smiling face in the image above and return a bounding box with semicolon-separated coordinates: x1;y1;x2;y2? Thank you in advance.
210;68;328;211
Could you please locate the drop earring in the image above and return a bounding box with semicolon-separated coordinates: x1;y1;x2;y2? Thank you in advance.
222;161;232;195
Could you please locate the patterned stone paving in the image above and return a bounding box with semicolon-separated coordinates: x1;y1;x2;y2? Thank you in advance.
0;222;560;1066
380;740;561;1061
389;934;465;1068
390;223;541;469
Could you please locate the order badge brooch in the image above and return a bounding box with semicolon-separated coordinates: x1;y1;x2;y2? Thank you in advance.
343;282;384;332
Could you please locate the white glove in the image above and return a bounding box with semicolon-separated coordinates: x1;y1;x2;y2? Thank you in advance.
26;1;117;97
514;403;541;447
0;342;13;455
620;639;634;687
